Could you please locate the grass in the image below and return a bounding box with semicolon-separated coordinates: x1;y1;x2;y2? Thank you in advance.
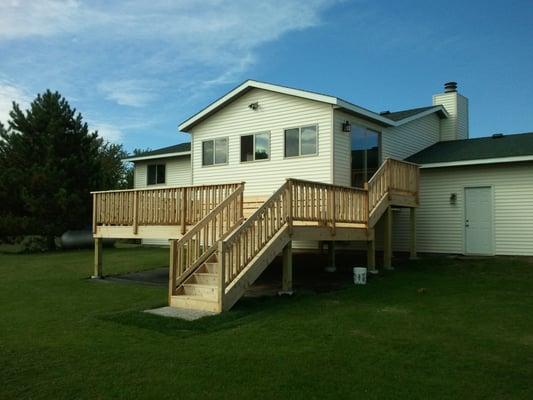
1;247;532;399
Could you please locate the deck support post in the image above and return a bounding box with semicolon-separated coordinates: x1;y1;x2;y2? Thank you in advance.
168;240;177;305
383;205;393;270
325;241;336;272
367;232;377;274
409;207;417;260
279;241;293;295
92;238;103;279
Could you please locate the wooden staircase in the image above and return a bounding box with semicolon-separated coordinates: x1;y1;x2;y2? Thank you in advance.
168;158;420;313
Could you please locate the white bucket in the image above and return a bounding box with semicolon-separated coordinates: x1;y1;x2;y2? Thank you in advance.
353;267;367;285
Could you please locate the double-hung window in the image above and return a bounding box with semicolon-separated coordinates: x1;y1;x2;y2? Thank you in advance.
147;164;165;185
241;132;270;162
202;138;228;166
284;125;318;157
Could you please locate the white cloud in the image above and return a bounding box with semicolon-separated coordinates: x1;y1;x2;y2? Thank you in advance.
97;80;159;108
0;1;338;85
0;80;31;124
90;121;123;143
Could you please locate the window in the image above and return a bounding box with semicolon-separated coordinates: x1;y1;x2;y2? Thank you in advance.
351;126;380;188
147;164;165;185
202;138;228;166
284;125;317;157
241;132;270;162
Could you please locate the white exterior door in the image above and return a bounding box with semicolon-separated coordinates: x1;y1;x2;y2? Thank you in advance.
464;187;493;255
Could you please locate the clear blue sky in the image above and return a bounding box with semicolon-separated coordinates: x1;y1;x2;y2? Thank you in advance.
1;0;532;151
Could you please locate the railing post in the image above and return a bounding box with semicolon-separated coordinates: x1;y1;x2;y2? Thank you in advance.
286;180;293;235
133;190;138;235
217;241;226;312
364;182;369;225
92;194;97;234
169;239;177;305
181;187;187;234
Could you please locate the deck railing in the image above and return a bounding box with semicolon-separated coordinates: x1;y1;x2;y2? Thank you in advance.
91;183;242;234
169;184;244;295
367;158;419;210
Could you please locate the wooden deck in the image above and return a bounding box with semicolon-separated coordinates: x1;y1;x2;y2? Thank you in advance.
91;158;420;312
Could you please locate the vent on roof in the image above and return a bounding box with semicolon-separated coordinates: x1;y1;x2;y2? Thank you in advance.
379;111;390;115
444;82;457;93
492;133;504;139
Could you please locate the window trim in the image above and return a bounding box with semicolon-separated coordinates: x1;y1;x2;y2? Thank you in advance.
201;137;229;167
283;124;319;159
239;131;271;163
146;163;166;186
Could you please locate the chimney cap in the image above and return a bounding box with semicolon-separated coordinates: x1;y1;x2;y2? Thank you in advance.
444;81;458;93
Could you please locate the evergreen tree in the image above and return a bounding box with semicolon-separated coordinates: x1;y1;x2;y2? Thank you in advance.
0;90;127;247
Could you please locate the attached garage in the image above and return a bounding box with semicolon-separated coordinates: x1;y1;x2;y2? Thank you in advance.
398;132;533;256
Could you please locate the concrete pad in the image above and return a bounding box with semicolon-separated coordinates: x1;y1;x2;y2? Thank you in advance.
144;306;217;320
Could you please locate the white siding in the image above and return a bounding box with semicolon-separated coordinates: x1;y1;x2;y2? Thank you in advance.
133;156;191;189
332;110;383;186
382;113;440;160
392;162;533;256
190;88;333;196
433;92;469;141
133;155;191;245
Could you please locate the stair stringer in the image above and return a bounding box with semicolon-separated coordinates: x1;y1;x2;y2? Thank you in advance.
368;194;390;228
223;225;290;311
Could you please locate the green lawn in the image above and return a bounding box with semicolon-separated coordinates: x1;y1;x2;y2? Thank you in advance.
1;248;532;399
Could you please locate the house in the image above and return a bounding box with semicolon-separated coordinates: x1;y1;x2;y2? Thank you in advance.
92;79;533;312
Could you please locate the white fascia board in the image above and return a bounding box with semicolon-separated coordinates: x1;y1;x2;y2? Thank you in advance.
335;99;395;126
123;151;191;162
178;80;393;131
393;106;449;126
419;155;533;168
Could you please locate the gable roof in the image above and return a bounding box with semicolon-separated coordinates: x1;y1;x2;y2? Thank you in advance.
123;142;191;162
407;132;533;167
178;80;447;132
380;106;447;122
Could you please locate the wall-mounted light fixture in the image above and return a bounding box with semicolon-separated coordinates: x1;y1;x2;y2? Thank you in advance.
342;120;351;132
248;101;259;111
449;193;457;204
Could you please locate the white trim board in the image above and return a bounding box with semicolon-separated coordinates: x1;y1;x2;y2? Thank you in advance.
419;155;533;169
123;151;191;162
178;80;448;132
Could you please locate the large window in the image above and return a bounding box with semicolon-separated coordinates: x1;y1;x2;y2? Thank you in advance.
147;164;165;185
284;125;318;157
351;126;380;188
202;138;228;166
241;132;270;162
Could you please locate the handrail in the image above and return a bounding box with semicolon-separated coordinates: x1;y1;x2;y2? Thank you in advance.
170;184;244;293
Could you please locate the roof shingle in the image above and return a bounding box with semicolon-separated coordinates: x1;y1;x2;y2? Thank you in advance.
407;132;533;164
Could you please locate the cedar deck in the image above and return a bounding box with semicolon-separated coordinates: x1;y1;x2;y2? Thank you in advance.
92;158;419;312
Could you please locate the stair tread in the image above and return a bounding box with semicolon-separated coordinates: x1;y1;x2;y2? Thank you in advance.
172;294;218;303
182;283;217;288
